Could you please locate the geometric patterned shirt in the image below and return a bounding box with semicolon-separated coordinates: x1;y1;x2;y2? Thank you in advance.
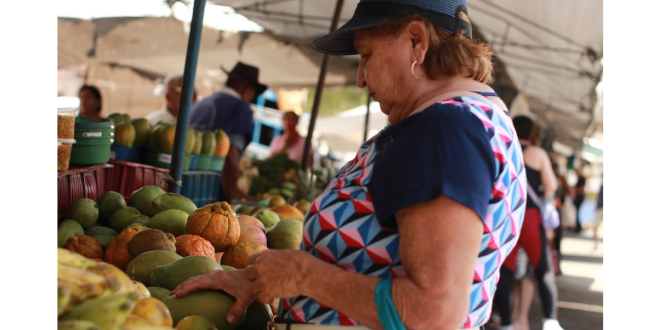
278;96;527;328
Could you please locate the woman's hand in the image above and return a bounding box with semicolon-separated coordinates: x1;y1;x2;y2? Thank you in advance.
245;249;314;304
170;269;254;324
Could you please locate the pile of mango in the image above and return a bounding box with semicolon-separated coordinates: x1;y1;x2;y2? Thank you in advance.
58;185;312;330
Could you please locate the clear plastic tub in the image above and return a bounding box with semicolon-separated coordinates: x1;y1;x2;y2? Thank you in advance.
58;108;78;139
58;139;76;171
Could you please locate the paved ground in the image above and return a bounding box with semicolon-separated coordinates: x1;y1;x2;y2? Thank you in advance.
486;226;604;330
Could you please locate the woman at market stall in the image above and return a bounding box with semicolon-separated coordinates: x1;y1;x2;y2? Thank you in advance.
78;85;103;121
269;111;314;168
171;1;527;329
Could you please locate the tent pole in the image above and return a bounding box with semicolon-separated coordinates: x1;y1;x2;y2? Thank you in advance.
168;0;207;193
301;0;345;172
363;94;371;142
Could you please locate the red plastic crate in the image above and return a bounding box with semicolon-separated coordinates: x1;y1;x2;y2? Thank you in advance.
108;159;169;202
58;164;114;220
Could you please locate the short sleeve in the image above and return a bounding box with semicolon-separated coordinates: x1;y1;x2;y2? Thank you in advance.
367;104;496;226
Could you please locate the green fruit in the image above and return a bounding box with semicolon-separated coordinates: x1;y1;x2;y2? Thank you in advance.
158;125;176;153
131;118;151;146
58;220;85;247
107;113;124;126
127;229;176;259
200;131;216;155
57;320;100;330
127;223;150;230
58;285;71;317
255;210;280;231
234;204;252;215
151;193;197;215
152;256;222;290
121;114;131;123
130;186;167;217
92;235;115;253
220;265;236;271
161;291;245;329
148;124;164;150
60;292;137;329
97;192;126;226
66;199;99;229
150;209;189;237
266;219;303;250
184;129;196;155
126;250;183;286
115;122;136;148
85;226;118;237
108;207;142;232
192;130;203;155
175;315;218;330
147;287;172;301
236;301;273;330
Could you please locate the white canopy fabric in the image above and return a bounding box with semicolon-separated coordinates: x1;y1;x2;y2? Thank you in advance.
58;16;359;88
210;0;603;149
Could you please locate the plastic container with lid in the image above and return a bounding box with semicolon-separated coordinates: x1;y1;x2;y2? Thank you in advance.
57;108;78;139
58;138;76;171
69;117;114;166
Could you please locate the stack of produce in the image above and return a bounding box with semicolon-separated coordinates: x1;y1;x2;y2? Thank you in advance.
57;185;312;329
242;153;300;202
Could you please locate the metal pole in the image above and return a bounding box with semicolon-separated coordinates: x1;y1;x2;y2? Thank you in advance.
301;0;345;172
168;0;207;193
363;94;371;142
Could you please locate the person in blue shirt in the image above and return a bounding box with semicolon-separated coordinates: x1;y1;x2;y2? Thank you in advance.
189;62;267;202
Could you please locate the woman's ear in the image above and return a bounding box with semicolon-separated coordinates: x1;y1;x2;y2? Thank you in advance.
405;20;429;64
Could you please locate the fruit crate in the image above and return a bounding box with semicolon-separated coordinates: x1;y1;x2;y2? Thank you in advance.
58;164;114;220
180;171;222;207
108;159;169;202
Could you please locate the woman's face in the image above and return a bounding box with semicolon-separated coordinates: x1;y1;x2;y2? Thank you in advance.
283;114;298;133
354;28;414;119
79;89;101;116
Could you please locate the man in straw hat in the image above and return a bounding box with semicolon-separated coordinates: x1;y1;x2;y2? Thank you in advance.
190;61;268;202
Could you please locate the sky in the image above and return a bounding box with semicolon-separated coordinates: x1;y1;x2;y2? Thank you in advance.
57;0;264;32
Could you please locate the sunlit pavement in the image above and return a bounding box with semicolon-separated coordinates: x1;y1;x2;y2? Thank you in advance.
486;226;604;330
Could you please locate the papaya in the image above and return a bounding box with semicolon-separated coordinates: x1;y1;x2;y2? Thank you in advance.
115;122;137;148
126;250;182;286
161;291;245;329
151;256;222;290
97;191;127;226
200;131;216;155
266;219;303;250
150;210;189;237
184;129;196;155
158;125;176;153
132;118;152;147
130;186;167;217
192;130;203;155
151;193;196;215
66;198;99;229
58;220;85;247
175;315;218;330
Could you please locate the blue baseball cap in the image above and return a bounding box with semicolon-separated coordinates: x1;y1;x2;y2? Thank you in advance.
311;0;472;56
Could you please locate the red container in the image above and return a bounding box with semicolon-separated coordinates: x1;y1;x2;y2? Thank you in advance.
58;164;114;220
108;159;169;202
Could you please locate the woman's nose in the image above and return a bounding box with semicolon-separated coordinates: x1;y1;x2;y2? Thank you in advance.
356;64;366;89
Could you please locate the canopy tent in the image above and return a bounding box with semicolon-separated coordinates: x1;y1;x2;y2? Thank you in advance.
210;0;603;151
57;16;359;88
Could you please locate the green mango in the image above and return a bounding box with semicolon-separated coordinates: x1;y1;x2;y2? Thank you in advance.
114;122;136;148
58;220;85;247
129;185;166;217
201;131;216;155
151;193;197;215
236;301;273;330
161;291;245;329
66;198;99;229
107;113;124;126
184;129;196;155
126;250;182;286
149;209;189;237
146;287;171;301
85;226;118;237
266;219;303;250
92;235;115;253
192;130;203;155
131;118;151;146
108;207;142;232
151;256;221;290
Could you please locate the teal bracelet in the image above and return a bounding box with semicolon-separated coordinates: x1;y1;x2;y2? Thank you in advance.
374;278;406;330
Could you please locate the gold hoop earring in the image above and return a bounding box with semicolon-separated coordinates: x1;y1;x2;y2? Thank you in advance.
411;60;424;79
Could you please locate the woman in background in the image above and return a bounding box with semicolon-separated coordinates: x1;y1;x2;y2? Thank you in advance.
78;85;103;121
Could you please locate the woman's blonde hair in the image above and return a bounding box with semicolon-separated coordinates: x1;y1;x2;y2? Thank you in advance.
366;15;494;84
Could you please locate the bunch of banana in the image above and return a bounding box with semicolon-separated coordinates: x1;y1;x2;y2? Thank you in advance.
60;292;138;330
58;261;111;312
